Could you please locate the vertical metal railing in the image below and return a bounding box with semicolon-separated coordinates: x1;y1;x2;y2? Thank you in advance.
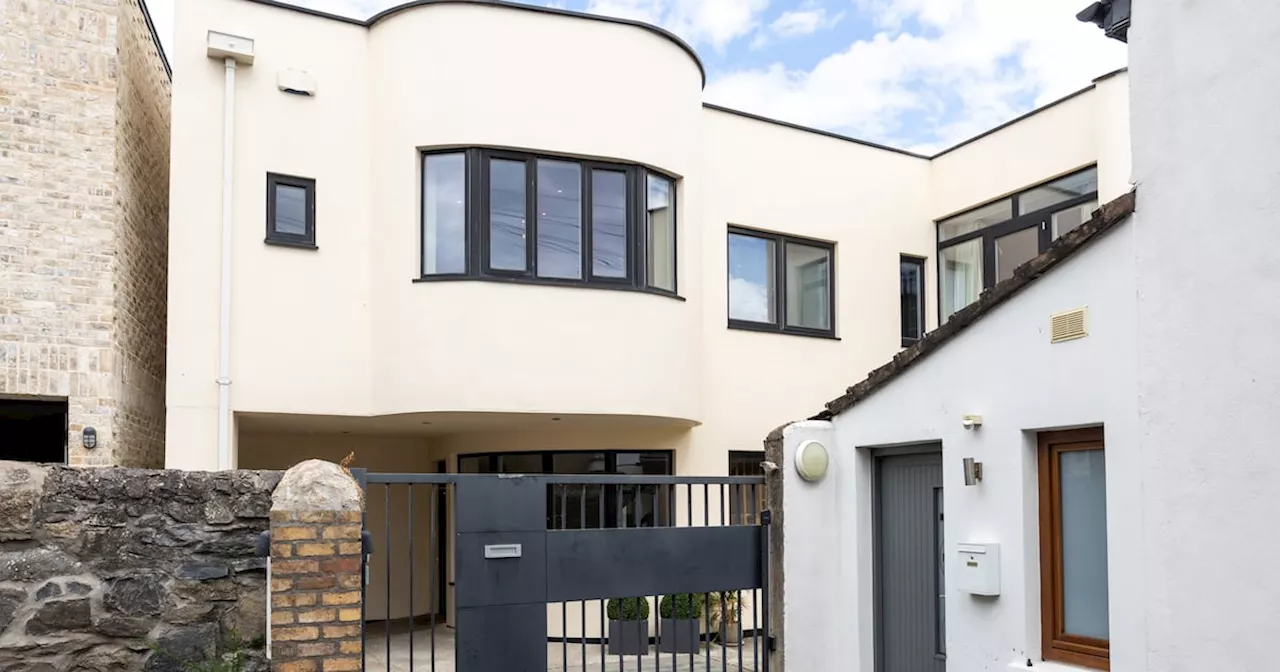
362;474;766;671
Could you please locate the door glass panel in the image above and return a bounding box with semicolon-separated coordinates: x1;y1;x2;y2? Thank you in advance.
1060;448;1109;640
1052;200;1099;239
1018;167;1098;215
496;453;542;474
995;226;1040;283
941;239;983;320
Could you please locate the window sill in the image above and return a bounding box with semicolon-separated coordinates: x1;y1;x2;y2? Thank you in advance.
728;320;840;341
264;238;318;250
413;274;686;301
1008;658;1105;672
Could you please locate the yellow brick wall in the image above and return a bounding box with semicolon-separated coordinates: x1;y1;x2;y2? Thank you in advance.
111;0;170;468
0;0;169;467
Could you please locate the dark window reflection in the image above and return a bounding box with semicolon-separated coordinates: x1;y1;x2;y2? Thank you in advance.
537;160;582;279
591;170;628;278
489;158;527;271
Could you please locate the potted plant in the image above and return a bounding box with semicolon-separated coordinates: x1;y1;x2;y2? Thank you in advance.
657;593;702;654
707;592;742;646
606;597;650;656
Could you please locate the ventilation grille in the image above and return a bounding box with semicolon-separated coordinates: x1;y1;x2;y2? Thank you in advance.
1050;307;1088;343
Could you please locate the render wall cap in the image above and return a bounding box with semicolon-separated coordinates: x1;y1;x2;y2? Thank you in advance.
272;459;362;512
242;0;707;87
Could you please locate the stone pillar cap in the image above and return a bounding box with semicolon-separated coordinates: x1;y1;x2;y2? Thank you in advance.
271;459;362;512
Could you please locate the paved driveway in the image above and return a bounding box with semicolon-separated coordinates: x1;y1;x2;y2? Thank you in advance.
363;623;764;671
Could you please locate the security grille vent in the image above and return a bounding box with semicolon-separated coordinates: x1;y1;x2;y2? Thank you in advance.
1050;307;1088;343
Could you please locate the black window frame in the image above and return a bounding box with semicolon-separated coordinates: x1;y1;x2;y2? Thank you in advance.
727;225;837;339
900;255;926;347
936;166;1098;322
728;451;767;525
417;147;679;299
265;172;317;249
456;449;675;530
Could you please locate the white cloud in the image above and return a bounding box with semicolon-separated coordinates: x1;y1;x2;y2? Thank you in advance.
586;0;769;51
770;6;842;39
706;0;1127;150
728;277;772;323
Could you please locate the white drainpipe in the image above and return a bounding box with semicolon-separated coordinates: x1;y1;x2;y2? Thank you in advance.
207;32;255;470
217;56;236;472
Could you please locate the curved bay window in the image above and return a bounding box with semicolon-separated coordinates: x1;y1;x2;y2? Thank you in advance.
420;148;678;296
937;167;1098;321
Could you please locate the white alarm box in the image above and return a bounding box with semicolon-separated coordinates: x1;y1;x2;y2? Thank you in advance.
957;543;1000;596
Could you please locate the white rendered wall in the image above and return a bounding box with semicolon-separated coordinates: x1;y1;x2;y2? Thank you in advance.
779;223;1141;671
1129;2;1280;669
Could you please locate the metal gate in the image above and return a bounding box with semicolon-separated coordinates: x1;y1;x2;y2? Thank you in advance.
353;470;770;671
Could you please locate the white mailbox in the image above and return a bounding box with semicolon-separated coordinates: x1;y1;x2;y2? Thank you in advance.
957;543;1000;596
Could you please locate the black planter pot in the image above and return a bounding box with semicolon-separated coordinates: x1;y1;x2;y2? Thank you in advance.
608;619;648;656
658;618;700;654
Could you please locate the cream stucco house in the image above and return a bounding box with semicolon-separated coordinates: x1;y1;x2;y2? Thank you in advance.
166;0;1133;485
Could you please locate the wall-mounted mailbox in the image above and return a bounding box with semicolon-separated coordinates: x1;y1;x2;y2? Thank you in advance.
484;544;522;559
957;543;1000;596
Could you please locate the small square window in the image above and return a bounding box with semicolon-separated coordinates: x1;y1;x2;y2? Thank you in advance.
727;226;835;338
266;173;316;248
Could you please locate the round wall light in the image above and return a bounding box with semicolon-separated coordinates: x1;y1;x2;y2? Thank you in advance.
794;439;830;482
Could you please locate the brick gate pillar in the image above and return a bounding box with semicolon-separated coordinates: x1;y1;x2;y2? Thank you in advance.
268;460;365;672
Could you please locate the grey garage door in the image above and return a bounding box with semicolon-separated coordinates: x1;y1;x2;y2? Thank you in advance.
876;450;945;672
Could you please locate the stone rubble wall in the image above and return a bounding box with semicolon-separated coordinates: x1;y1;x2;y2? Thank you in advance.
0;461;280;671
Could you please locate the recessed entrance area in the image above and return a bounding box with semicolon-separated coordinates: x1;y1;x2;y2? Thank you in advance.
0;397;68;463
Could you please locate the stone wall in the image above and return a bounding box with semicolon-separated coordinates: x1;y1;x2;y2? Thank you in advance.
0;0;170;467
0;461;279;671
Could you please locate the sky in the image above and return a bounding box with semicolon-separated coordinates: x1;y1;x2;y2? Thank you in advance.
145;0;1126;153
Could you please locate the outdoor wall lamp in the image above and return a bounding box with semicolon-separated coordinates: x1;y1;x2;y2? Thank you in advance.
963;457;983;486
82;427;97;450
794;440;830;482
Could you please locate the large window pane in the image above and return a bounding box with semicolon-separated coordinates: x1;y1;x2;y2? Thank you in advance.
785;243;832;330
941;239;983;320
900;257;924;342
1060;448;1109;640
646;174;675;291
489;158;527;272
938;199;1012;242
591;170;628;278
728;233;776;323
1019;167;1098;215
422;153;466;275
496;453;543;474
1052;200;1098;239
536;160;582;279
995;226;1039;283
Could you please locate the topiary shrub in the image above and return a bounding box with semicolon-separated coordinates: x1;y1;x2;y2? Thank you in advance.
606;597;651;621
659;593;703;620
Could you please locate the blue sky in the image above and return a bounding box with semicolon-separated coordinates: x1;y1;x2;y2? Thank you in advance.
146;0;1126;153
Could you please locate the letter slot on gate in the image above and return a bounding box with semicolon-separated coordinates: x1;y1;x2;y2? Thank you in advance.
484;543;523;559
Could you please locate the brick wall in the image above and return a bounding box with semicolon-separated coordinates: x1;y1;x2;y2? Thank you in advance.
111;0;171;468
269;460;366;672
0;0;170;467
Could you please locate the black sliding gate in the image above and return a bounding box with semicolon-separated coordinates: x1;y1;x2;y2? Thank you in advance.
354;471;770;671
